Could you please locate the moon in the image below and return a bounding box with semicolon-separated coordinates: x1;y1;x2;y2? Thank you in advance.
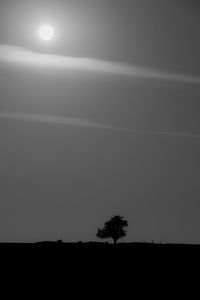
38;25;54;41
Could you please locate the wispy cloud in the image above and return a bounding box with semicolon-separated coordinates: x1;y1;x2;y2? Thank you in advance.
0;45;200;84
1;112;200;140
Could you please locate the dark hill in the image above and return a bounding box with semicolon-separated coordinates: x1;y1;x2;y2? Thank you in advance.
1;242;199;287
1;241;200;261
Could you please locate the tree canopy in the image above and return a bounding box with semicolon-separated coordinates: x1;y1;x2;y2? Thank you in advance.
97;215;128;244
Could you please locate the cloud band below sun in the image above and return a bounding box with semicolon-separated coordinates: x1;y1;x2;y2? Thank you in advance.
0;112;200;140
0;45;200;84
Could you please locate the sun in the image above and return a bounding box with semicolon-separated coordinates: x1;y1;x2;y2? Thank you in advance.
38;25;54;41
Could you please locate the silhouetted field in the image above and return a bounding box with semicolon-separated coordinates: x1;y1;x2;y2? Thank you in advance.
1;242;199;282
1;241;200;248
1;241;200;251
1;241;200;259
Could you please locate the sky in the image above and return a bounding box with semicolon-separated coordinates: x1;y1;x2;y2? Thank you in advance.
0;0;200;243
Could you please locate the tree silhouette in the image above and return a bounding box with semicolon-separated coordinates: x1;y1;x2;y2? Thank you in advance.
97;215;128;244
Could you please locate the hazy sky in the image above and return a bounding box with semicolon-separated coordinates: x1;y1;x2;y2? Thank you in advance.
1;0;200;243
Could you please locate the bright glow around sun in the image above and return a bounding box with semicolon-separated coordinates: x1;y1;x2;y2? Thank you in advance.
38;25;54;41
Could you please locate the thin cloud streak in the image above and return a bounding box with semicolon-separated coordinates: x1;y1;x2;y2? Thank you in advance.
1;112;200;140
0;45;200;84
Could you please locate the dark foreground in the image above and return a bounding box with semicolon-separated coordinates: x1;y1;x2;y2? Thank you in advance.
1;241;200;264
1;242;199;291
1;240;200;250
1;240;200;251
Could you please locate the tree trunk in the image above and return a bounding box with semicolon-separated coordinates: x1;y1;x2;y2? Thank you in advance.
113;238;118;245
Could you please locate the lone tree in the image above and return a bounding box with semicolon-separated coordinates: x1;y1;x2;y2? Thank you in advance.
97;215;128;244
